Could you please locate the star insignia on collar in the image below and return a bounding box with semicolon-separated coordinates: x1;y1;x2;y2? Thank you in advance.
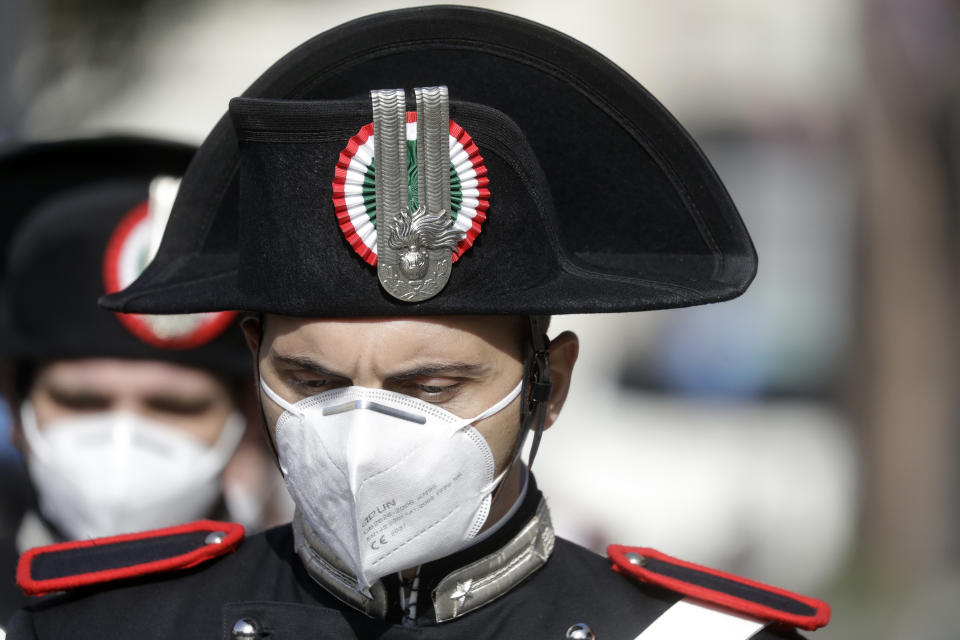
450;578;474;608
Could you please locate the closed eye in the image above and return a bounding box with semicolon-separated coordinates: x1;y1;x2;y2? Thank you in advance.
46;387;111;412
146;395;214;416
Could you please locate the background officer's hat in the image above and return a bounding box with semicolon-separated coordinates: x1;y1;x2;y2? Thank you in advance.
0;136;248;374
101;6;756;318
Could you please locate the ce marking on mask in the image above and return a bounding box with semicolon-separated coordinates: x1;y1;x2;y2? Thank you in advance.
361;471;466;552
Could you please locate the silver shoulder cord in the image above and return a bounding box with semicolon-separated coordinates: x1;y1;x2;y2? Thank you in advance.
633;598;767;639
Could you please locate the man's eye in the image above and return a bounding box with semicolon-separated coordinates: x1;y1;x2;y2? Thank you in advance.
419;384;453;394
147;396;213;416
409;382;461;401
291;377;331;389
48;389;110;412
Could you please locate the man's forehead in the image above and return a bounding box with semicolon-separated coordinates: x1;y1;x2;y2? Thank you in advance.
262;315;525;359
36;358;223;395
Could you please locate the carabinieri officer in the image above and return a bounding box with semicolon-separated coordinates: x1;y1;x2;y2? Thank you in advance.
8;7;831;639
0;137;256;631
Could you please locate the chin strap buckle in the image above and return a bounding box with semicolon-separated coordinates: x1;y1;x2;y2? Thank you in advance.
529;378;552;404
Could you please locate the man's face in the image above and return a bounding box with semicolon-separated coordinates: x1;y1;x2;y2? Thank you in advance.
256;315;528;473
26;358;236;447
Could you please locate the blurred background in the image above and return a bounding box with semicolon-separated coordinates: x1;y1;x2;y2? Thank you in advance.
0;0;957;637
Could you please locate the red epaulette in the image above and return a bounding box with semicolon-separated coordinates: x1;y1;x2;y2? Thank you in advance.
608;544;831;631
17;520;244;596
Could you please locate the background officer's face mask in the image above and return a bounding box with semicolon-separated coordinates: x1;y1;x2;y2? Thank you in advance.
260;376;522;592
21;401;244;540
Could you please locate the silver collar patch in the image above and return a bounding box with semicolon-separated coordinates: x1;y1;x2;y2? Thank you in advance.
432;497;555;622
292;511;389;619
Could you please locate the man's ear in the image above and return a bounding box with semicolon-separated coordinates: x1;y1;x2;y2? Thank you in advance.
239;316;267;404
239;316;282;458
240;316;264;381
543;331;578;430
239;315;261;355
1;362;26;453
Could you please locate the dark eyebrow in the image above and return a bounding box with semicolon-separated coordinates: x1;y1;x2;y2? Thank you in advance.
388;363;486;381
273;355;485;381
273;355;349;380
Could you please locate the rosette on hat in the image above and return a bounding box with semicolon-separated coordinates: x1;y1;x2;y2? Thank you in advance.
101;6;756;317
332;112;489;268
0;137;248;374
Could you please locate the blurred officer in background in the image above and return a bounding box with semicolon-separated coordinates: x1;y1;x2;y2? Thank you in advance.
0;137;266;627
8;7;831;639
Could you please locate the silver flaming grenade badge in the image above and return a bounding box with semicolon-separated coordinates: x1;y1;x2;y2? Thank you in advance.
372;86;458;302
386;205;461;281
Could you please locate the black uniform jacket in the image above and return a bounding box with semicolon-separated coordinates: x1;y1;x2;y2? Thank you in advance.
6;482;805;639
1;460;37;628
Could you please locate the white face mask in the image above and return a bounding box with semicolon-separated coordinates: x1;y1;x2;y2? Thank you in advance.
260;376;523;592
21;402;244;540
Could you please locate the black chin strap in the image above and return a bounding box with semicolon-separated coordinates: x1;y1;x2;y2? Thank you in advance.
522;315;552;470
489;315;552;508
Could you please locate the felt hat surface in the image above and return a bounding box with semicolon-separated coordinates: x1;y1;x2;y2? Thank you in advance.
0;137;249;374
101;6;756;318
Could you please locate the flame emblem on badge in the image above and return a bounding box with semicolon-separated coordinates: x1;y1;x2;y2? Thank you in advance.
387;205;462;280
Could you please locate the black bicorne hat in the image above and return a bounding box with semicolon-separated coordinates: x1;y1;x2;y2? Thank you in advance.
100;6;756;317
0;137;249;374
